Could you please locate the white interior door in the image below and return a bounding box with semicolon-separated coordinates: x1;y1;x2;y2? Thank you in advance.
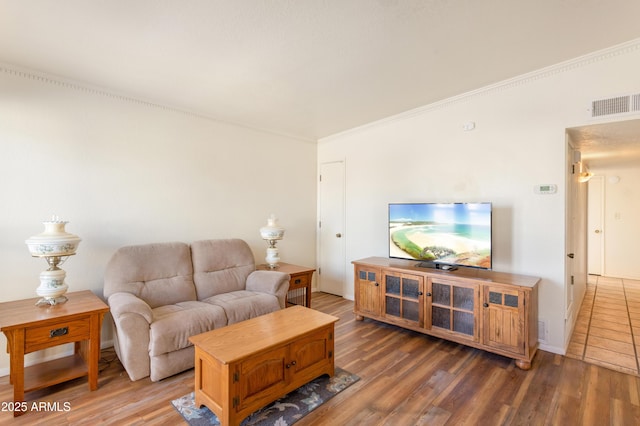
587;176;604;276
318;161;345;296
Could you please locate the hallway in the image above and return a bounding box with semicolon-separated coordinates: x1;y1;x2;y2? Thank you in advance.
567;275;640;376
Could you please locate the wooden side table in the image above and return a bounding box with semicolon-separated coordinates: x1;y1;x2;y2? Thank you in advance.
0;290;109;416
257;263;315;308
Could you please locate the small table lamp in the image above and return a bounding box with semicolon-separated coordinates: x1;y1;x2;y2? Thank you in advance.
25;216;81;306
259;214;285;269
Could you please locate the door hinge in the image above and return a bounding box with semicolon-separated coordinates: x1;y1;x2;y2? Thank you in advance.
328;350;333;358
572;164;575;174
571;275;574;285
233;396;240;408
233;371;240;382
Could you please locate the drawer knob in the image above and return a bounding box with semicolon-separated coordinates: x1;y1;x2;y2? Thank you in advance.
294;279;301;284
50;327;69;338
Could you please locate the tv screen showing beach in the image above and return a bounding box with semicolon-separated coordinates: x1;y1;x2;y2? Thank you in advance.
389;202;492;269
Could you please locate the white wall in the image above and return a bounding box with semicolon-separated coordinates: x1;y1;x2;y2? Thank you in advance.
318;40;640;354
589;167;640;279
0;72;317;375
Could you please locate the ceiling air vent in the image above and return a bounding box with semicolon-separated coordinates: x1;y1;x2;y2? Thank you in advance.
633;94;640;112
590;93;640;118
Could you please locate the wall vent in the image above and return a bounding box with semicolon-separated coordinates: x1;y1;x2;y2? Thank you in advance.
590;93;640;118
538;320;548;343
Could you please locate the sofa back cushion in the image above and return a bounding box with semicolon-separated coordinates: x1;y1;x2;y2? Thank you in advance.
104;242;196;308
191;239;255;300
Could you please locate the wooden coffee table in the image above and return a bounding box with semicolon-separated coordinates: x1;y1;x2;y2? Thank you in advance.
189;306;339;426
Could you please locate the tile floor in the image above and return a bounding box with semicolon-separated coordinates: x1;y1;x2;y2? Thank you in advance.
566;275;640;376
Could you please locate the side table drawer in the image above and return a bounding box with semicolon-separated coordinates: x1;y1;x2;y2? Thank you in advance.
290;274;310;290
25;317;91;353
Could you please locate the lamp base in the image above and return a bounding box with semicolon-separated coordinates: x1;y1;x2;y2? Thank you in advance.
35;295;68;307
265;247;280;269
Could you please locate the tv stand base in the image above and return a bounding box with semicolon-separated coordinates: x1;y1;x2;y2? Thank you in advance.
417;261;457;271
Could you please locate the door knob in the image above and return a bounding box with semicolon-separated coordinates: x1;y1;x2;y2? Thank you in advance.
336;233;342;238
567;253;574;259
595;230;601;234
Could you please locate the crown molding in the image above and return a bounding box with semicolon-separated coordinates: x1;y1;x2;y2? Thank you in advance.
0;63;316;144
320;38;640;144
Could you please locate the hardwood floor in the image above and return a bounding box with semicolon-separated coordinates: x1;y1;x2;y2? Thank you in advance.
2;292;640;425
567;275;640;376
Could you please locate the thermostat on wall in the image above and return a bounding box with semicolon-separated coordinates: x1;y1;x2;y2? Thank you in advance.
534;184;557;194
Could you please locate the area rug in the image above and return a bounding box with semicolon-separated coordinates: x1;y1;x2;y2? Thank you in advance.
171;367;359;425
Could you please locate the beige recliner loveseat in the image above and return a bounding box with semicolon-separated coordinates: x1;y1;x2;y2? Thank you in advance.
103;238;290;382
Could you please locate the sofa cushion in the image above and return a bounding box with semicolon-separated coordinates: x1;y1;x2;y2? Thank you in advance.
149;301;227;356
104;242;196;308
191;239;255;300
203;290;281;325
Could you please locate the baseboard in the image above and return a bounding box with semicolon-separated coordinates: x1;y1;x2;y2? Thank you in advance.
538;342;565;356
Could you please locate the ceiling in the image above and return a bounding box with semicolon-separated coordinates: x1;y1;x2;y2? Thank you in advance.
568;118;640;169
2;0;640;143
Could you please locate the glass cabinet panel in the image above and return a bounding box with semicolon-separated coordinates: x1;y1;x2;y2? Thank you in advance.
385;296;400;316
386;275;401;295
383;273;424;326
429;279;478;341
403;278;420;299
453;287;474;310
432;282;450;305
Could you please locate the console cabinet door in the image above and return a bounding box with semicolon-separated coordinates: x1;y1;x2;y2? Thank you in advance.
428;278;479;342
483;285;526;355
289;326;334;384
382;271;424;327
354;265;382;317
237;346;288;412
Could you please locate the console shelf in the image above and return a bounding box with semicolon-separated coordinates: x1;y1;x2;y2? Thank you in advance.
352;257;539;370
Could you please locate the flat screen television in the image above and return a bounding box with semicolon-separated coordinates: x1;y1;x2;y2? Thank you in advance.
389;202;492;270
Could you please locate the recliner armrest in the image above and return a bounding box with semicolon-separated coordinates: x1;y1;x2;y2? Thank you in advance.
108;292;153;323
106;292;153;381
246;270;290;309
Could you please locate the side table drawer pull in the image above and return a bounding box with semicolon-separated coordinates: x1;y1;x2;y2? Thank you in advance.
294;279;301;284
50;327;69;338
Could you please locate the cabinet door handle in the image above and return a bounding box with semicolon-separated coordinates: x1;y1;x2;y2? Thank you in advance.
418;291;424;296
374;282;379;286
483;303;489;308
426;292;432;297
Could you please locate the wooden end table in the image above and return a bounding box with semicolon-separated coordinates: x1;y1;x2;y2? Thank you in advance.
0;290;109;416
257;263;315;308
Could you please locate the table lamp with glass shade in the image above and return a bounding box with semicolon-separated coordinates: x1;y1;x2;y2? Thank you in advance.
259;214;285;269
25;216;81;306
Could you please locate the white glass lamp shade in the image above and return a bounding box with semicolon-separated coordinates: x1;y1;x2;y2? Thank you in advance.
26;216;81;257
25;216;81;305
259;214;285;241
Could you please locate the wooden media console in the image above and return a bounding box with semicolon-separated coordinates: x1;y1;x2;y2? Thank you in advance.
353;257;540;370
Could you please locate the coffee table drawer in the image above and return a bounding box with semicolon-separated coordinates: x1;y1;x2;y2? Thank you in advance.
25;318;91;352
